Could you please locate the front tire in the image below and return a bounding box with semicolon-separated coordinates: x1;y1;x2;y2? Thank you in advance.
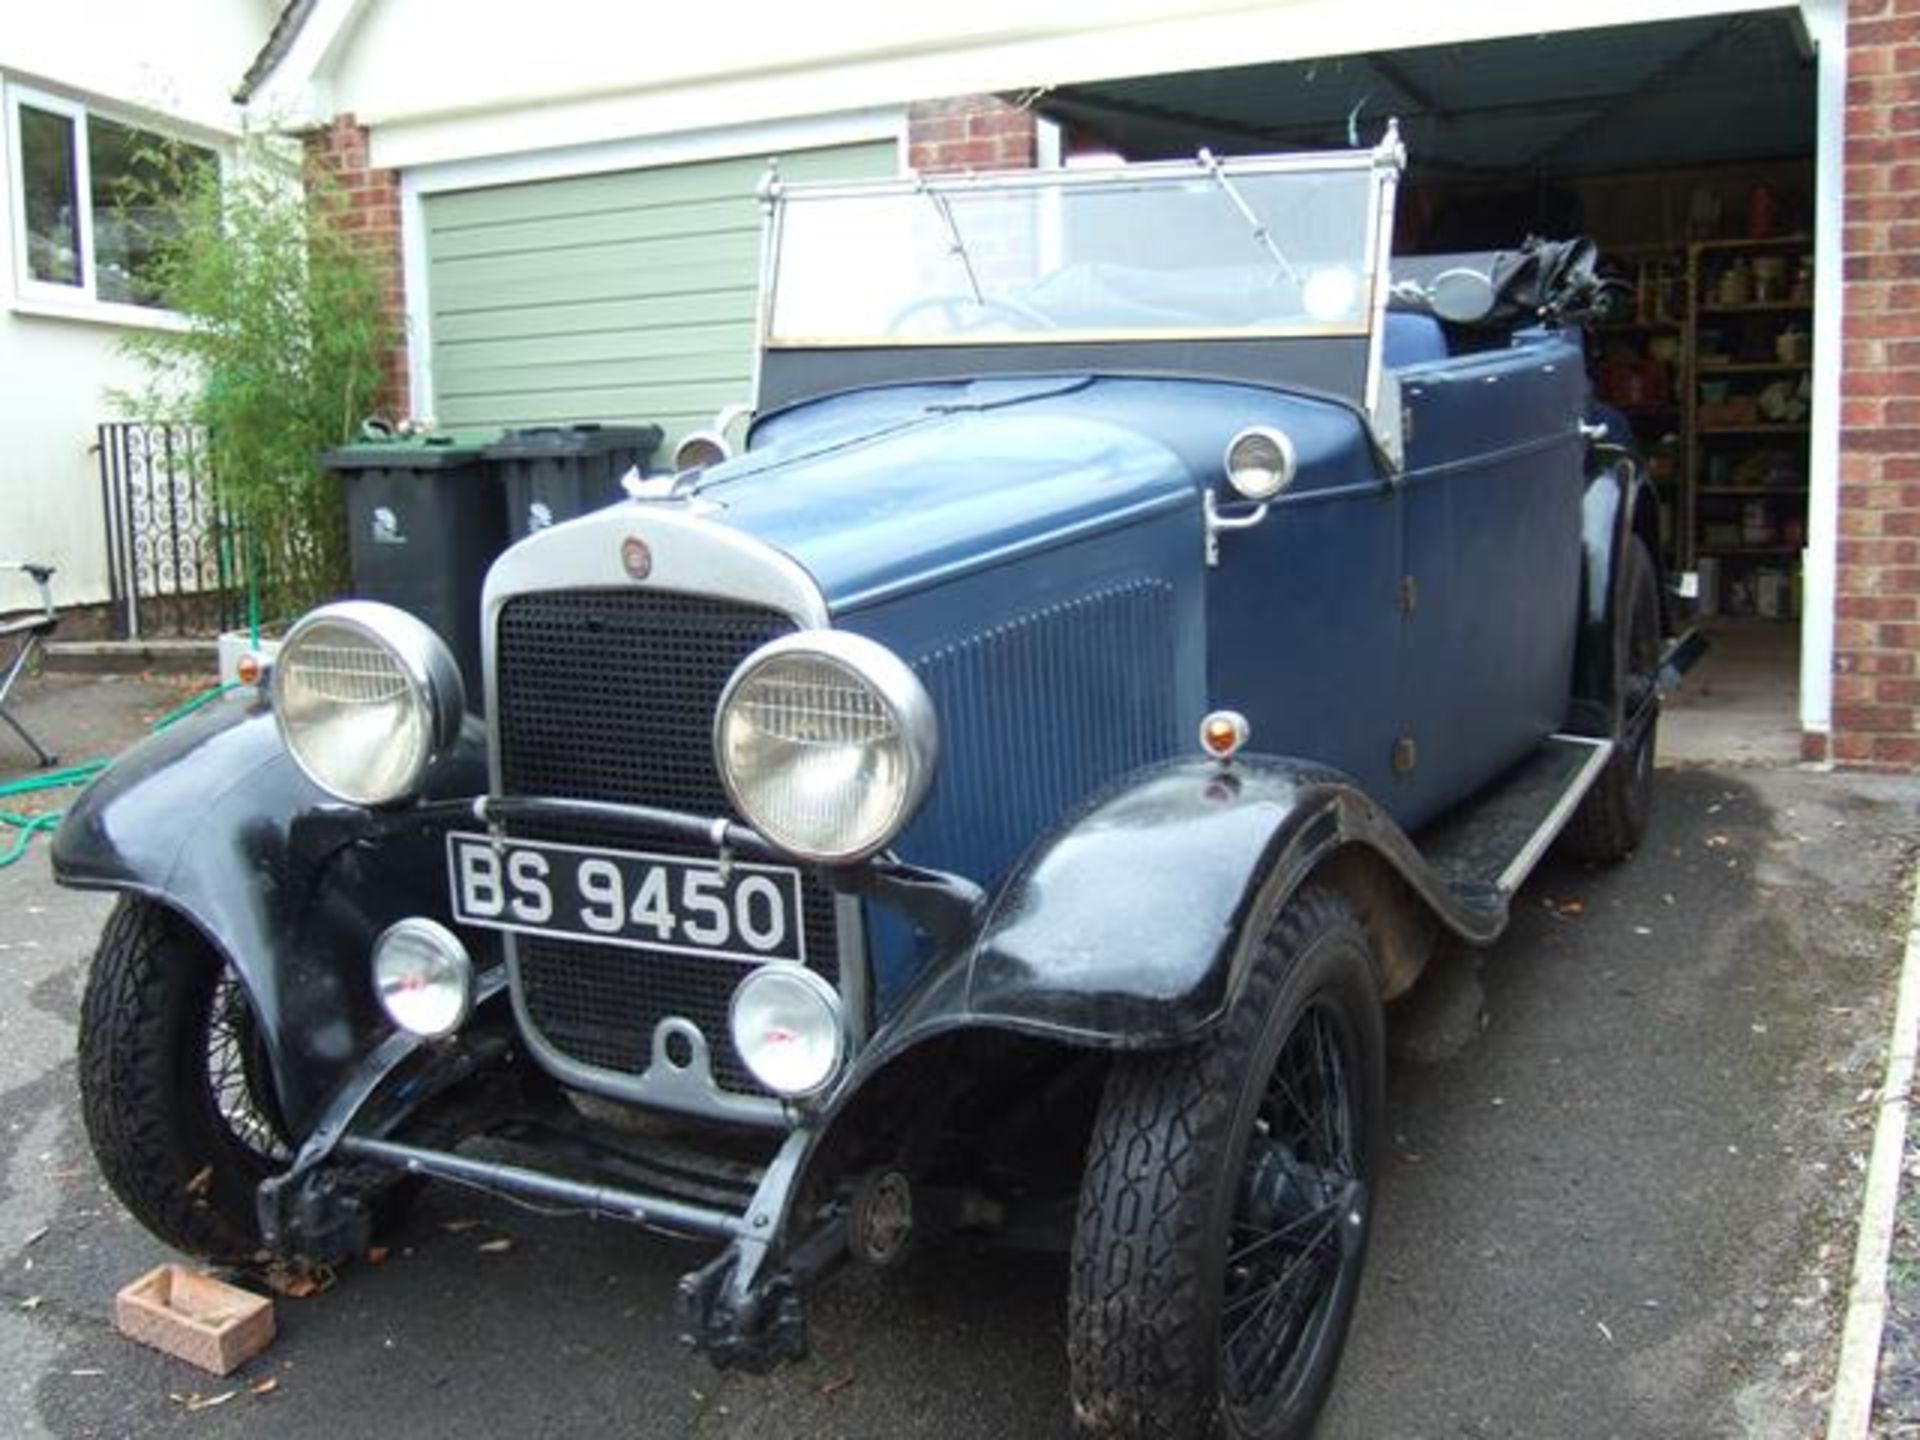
78;898;291;1261
1068;885;1385;1440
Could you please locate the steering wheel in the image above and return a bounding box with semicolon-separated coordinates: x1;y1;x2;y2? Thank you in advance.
885;293;1055;337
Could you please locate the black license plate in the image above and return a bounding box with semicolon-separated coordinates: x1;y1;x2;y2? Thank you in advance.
447;832;806;965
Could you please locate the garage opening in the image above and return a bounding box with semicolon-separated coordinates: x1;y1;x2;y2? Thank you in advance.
1038;8;1819;763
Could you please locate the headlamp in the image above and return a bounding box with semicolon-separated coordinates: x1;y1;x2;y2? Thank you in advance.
714;631;937;865
271;601;464;806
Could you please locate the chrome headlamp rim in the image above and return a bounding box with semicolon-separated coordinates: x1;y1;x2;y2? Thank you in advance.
1223;425;1299;502
672;429;731;472
728;961;847;1098
269;600;465;808
713;629;938;866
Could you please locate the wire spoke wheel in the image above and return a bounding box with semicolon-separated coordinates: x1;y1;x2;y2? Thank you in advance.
1221;1003;1364;1411
1068;885;1383;1440
79;899;297;1260
203;970;291;1165
1623;546;1662;788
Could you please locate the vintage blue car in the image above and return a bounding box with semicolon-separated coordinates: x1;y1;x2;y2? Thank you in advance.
53;129;1688;1439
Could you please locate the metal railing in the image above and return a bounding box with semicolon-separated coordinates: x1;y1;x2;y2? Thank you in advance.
96;421;243;639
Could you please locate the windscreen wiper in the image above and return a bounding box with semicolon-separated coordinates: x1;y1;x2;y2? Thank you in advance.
916;176;984;305
1198;148;1300;286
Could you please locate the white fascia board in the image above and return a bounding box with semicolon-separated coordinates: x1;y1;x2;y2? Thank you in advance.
368;58;941;172
242;0;370;131
395;107;908;196
355;0;1772;171
399;168;431;422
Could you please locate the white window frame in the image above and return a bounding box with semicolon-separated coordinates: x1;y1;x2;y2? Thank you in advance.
5;79;222;329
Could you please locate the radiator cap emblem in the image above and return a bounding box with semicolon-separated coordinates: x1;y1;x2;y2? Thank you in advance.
620;536;652;581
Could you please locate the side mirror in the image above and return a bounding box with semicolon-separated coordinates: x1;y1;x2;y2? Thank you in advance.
1427;267;1496;325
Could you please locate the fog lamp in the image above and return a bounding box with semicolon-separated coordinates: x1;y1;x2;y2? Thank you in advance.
372;918;473;1038
729;964;845;1097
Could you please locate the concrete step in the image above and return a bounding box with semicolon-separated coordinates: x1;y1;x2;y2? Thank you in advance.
42;639;217;676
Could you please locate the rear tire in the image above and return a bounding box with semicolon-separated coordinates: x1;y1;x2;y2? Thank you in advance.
1564;534;1660;862
1067;885;1385;1440
79;898;290;1261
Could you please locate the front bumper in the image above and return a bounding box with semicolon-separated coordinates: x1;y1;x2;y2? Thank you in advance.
255;1005;835;1371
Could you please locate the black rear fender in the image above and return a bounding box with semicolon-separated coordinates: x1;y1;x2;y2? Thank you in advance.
50;698;492;1134
1570;455;1664;735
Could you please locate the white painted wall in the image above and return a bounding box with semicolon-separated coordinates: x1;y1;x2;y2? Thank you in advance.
2;0;276;135
0;0;277;608
1799;0;1844;745
0;294;153;610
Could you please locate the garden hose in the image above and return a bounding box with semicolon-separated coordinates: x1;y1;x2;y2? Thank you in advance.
0;680;243;868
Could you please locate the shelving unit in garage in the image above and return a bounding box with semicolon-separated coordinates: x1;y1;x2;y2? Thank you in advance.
1593;243;1689;570
1683;234;1814;621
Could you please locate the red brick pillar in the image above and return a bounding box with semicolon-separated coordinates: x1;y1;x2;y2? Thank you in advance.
908;96;1038;174
302;114;410;419
1836;5;1920;768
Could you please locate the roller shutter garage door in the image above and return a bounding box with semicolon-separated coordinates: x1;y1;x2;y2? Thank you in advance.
422;142;896;446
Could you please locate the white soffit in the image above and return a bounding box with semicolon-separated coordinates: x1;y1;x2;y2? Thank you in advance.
325;0;1782;171
243;0;373;128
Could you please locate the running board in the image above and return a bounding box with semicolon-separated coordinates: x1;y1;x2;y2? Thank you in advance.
1415;734;1613;904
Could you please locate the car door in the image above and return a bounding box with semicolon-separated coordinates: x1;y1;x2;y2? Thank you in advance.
1393;338;1589;829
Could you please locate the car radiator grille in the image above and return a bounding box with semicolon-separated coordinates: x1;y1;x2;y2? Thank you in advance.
493;588;840;1097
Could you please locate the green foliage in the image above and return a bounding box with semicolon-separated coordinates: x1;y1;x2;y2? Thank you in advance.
117;136;391;617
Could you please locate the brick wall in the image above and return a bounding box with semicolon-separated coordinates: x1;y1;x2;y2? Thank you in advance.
302;114;410;418
907;96;1038;173
1836;4;1920;767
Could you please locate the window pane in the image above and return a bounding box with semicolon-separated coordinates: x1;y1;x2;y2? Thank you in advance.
88;115;215;307
19;105;82;287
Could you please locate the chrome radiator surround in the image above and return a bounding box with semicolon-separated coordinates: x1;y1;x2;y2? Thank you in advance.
479;502;862;1126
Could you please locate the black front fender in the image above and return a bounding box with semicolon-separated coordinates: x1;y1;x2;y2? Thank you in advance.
824;755;1503;1115
51;696;492;1134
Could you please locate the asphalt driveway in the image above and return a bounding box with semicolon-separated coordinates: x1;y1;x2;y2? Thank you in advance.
1;675;1915;1438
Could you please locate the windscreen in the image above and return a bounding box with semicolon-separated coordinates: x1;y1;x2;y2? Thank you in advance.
766;161;1381;348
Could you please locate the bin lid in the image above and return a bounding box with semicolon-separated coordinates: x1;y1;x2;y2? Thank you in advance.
322;428;501;471
482;422;665;460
